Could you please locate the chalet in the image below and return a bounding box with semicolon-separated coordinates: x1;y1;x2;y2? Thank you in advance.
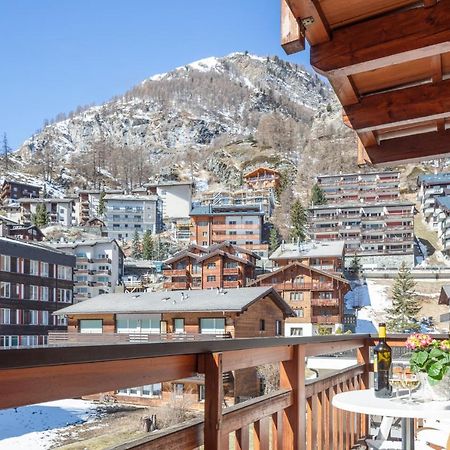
249;262;350;337
0;180;40;204
54;286;294;406
163;242;259;290
269;240;345;274
243;167;281;191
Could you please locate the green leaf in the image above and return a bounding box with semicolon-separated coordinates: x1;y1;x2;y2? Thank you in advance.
429;348;443;359
428;362;444;381
413;351;429;366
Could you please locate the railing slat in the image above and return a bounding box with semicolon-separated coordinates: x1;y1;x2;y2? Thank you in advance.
254;417;270;450
323;389;331;450
235;426;250;450
306;397;313;450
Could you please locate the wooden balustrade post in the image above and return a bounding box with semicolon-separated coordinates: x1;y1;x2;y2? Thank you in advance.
356;341;371;438
204;352;226;450
280;344;306;450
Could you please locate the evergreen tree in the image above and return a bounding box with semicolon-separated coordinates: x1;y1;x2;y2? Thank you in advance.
269;227;280;253
311;183;327;206
32;204;49;227
131;231;142;259
386;262;421;332
2;133;10;172
142;230;154;260
349;254;362;277
290;199;307;241
97;190;106;217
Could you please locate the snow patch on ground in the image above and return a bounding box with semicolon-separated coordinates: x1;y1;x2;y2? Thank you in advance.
0;399;100;450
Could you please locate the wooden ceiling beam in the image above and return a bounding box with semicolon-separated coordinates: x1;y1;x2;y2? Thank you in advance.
364;130;450;166
346;78;450;132
281;0;305;54
310;1;450;75
285;0;331;46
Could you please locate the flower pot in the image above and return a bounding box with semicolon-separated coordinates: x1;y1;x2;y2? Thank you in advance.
419;372;450;401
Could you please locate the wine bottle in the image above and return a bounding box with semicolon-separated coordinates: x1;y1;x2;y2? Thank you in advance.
373;322;392;398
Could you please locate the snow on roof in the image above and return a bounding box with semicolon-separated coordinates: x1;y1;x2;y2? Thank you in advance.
270;240;345;260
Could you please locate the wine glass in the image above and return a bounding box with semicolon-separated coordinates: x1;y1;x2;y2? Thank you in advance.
389;362;405;399
401;367;421;403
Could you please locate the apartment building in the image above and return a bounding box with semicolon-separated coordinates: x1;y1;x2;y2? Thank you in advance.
55;286;293;404
250;262;350;336
417;173;450;227
78;189;124;224
269;240;345;274
243;167;281;191
309;201;415;268
19;198;77;227
50;239;124;303
163;242;259;290
190;204;268;259
0;237;75;347
315;171;400;205
431;197;450;257
104;194;162;240
197;188;276;217
0;180;40;204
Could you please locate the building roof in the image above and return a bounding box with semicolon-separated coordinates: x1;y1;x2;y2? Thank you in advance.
436;196;450;212
439;285;450;305
104;194;159;201
249;261;350;286
2;180;40;189
49;238;124;256
18;198;74;203
270;241;345;260
418;173;450;187
195;250;251;266
54;286;294;316
317;171;399;180
207;242;260;259
78;189;124;194
146;181;194;187
0;215;19;225
309;200;415;211
190;204;264;216
244;167;280;178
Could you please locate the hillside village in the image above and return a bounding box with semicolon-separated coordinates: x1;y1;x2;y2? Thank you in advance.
1;49;450;448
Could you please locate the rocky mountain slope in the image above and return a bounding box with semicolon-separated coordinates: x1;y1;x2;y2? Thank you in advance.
15;52;357;193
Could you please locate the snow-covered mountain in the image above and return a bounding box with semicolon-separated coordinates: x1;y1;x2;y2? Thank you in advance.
15;52;356;190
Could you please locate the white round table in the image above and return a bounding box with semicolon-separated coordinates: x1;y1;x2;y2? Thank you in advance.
332;389;450;450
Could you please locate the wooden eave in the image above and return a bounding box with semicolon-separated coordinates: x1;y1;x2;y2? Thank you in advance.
281;0;450;166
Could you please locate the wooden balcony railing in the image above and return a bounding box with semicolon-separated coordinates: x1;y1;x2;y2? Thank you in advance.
163;281;188;290
311;315;341;324
310;298;340;307
163;269;188;277
3;335;448;450
274;282;334;291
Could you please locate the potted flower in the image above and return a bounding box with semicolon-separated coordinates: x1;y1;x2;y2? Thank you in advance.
406;333;450;401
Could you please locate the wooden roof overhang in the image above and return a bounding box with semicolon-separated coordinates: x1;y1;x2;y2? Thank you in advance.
281;0;450;166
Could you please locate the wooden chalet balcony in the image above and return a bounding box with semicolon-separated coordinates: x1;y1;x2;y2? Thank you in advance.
274;282;334;291
223;280;241;288
163;281;189;290
311;315;341;324
310;298;340;307
4;334;442;449
212;224;260;230
223;267;240;275
163;268;188;277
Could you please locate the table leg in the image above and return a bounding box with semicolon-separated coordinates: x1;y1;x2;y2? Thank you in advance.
401;418;414;450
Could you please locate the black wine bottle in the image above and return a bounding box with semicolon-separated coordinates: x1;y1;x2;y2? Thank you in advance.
373;323;392;398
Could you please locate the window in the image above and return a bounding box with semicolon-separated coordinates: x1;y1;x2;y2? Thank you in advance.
198;384;206;402
259;319;265;331
228;231;237;235
206;275;216;282
0;282;11;298
228;221;236;225
174;383;184;397
207;262;216;269
142;383;162;397
79;319;103;334
290;327;303;336
16;258;24;273
290;292;303;301
202;231;208;236
275;320;282;336
30;260;39;275
294;309;304;318
59;289;72;303
0;308;10;325
57;316;68;326
245;220;253;225
0;255;10;272
41;262;49;277
173;318;184;334
29;285;39;300
41;311;49;325
41;287;49;302
58;266;72;280
200;318;225;334
202;241;208;246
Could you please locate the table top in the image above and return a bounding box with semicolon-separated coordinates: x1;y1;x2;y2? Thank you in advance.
332;389;450;420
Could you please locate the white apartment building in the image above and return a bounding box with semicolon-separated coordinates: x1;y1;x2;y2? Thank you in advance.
50;239;124;303
104;194;162;241
19;198;77;227
78;189;124;223
417;173;450;228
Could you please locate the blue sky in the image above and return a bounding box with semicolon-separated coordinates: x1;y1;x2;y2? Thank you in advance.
0;0;311;149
